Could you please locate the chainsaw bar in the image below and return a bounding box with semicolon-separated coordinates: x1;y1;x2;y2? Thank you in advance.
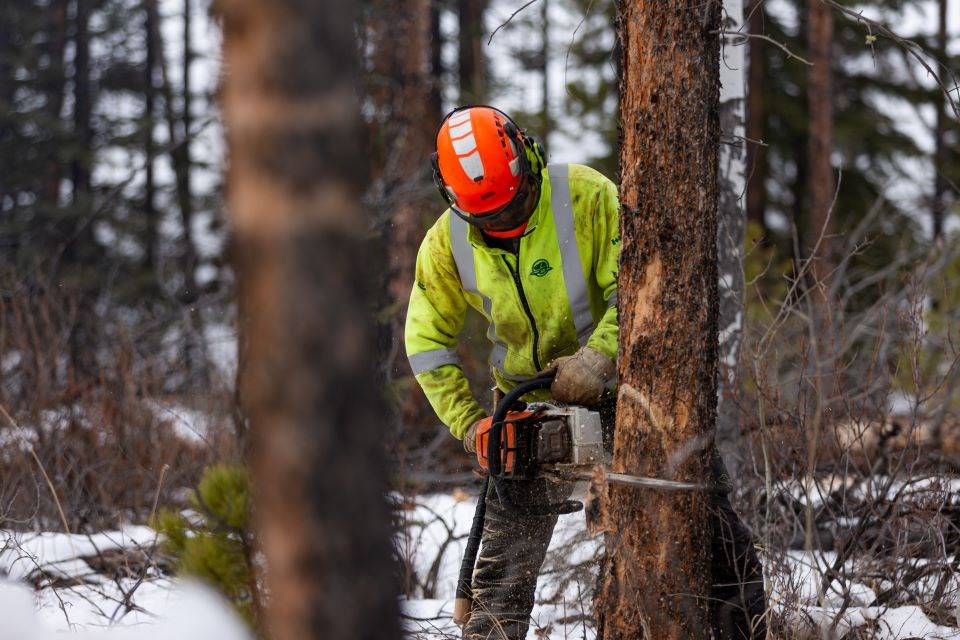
549;468;706;491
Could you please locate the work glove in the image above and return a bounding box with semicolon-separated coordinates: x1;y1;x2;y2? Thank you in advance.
463;419;482;454
539;346;615;405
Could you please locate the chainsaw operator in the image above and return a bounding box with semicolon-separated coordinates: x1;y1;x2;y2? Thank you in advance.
405;105;766;639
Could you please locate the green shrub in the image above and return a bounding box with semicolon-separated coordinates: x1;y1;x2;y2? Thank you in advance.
154;464;259;630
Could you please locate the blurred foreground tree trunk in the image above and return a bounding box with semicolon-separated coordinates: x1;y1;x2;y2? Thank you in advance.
596;1;721;638
216;1;401;638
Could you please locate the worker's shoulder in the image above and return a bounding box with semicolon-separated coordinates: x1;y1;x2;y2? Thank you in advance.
421;209;454;247
562;163;615;190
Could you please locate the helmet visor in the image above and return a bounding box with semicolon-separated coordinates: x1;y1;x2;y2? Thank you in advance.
451;174;541;234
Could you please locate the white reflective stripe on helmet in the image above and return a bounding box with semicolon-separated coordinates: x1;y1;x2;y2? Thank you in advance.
548;164;594;346
408;348;461;375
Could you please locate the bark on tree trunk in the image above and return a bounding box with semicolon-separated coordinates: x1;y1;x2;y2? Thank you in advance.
745;0;767;238
215;1;401;638
716;0;747;480
806;0;838;429
933;0;948;243
428;0;445;123
807;0;833;289
458;0;487;103
366;0;436;431
596;2;721;638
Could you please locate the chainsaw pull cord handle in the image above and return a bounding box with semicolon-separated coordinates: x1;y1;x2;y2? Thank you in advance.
488;376;583;516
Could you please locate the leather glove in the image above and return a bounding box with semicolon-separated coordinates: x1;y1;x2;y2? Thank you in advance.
463;419;482;454
540;346;615;405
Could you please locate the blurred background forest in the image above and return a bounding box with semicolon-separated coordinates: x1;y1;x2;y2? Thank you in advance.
4;0;960;633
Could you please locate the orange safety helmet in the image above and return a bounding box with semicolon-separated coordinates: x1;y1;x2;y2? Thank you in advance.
431;105;542;238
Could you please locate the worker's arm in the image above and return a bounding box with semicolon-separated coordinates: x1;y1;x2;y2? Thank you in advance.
586;176;620;362
405;220;487;440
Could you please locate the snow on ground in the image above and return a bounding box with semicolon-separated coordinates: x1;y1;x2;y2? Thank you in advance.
3;492;960;638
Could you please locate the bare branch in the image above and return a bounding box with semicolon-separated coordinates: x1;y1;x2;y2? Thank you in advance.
488;0;541;45
717;29;813;66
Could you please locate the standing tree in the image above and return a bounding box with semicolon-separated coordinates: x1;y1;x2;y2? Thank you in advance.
596;1;721;638
458;0;488;103
716;0;748;478
216;1;401;638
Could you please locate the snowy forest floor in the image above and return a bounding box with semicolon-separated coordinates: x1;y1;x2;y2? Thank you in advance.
3;489;960;639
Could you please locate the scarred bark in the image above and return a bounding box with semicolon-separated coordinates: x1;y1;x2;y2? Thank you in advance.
596;2;721;638
216;1;401;638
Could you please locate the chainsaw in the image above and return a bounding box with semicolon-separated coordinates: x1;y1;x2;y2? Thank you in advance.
479;376;701;513
453;375;702;625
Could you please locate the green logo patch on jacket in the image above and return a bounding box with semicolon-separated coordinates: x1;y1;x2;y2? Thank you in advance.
530;259;553;277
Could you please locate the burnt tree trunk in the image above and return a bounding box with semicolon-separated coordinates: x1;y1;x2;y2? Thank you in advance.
215;1;401;638
596;2;721;639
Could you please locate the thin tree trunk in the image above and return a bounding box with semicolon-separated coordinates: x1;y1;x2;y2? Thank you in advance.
540;0;550;148
66;0;97;378
717;0;747;480
596;2;721;638
806;0;837;420
215;1;401;638
149;0;209;384
458;0;487;103
144;0;158;275
43;0;70;209
428;0;445;122
807;0;833;289
933;0;948;243
745;0;767;238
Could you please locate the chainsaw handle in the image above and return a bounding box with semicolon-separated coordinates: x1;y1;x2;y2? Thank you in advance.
487;375;554;478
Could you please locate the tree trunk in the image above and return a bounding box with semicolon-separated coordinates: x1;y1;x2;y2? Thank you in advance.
144;0;158;276
596;2;721;638
806;0;838;426
458;0;487;103
933;0;948;243
745;0;767;238
540;0;550;148
807;0;833;289
716;0;747;479
428;0;445;123
215;1;401;638
365;0;436;432
43;0;70;209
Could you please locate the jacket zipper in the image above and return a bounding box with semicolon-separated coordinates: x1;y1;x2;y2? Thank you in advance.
501;250;542;371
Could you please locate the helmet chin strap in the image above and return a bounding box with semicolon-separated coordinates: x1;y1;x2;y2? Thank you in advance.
484;222;528;239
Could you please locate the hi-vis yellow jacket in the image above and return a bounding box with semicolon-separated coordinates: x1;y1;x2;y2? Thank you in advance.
405;164;620;439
